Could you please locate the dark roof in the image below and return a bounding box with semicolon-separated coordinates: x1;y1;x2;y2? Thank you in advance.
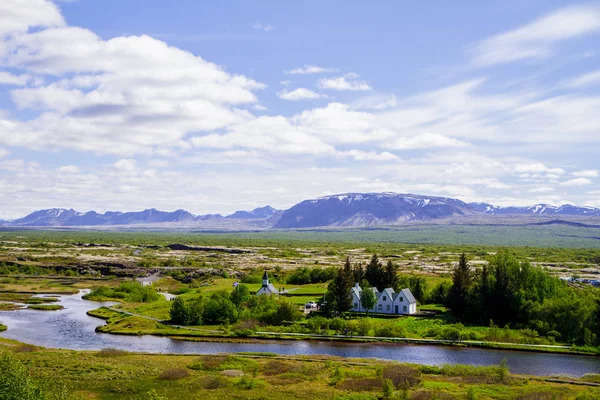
262;270;269;280
400;288;417;304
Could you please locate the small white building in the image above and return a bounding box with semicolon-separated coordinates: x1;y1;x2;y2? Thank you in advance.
350;283;417;315
256;270;279;296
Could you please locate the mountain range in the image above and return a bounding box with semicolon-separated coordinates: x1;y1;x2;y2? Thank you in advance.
2;192;599;229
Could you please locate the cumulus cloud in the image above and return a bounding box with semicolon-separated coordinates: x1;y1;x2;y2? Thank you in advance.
387;132;470;150
514;163;565;175
472;5;600;66
0;0;64;37
339;150;398;162
318;74;371;91
571;169;599;177
57;165;80;174
277;88;324;101
560;177;592;186
0;71;30;86
114;159;137;172
286;65;337;74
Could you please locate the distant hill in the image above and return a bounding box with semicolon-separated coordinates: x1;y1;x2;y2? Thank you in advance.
274;193;477;228
2;192;599;229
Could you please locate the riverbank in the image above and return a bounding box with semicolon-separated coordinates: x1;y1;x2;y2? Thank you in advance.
88;306;600;357
1;339;599;400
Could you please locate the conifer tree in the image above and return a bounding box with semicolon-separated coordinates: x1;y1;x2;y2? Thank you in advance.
382;260;400;291
448;253;473;318
365;254;384;290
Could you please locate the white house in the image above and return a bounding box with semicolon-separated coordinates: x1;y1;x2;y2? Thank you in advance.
350;283;417;315
256;270;279;296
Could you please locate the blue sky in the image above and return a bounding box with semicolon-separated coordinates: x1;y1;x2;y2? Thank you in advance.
0;0;599;218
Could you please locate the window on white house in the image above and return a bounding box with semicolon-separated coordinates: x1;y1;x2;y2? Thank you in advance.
403;306;407;311
383;296;386;301
378;304;382;310
400;297;403;302
386;305;390;310
354;303;358;308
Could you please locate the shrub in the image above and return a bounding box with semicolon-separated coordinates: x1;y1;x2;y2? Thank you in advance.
158;368;190;380
97;348;128;357
374;324;406;338
382;365;421;389
339;378;382;391
356;318;372;336
198;375;228;389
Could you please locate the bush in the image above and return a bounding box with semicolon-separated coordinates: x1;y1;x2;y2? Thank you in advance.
356;318;372;336
203;292;238;324
96;348;128;357
374;324;406;338
158;368;190;380
382;365;421;389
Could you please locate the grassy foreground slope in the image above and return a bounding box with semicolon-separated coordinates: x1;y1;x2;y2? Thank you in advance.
0;341;598;400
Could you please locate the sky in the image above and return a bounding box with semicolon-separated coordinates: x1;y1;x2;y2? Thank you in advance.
0;0;599;219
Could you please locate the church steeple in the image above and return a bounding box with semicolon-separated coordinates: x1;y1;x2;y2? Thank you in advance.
262;270;269;286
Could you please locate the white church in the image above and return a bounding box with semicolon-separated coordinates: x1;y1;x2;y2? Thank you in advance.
256;270;279;296
350;283;417;315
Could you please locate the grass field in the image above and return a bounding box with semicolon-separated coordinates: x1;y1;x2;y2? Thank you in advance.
0;341;598;400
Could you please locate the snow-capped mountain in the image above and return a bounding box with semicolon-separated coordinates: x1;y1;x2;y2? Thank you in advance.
274;193;477;228
469;203;600;216
3;193;599;228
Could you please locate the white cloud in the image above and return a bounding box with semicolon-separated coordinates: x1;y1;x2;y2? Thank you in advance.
0;15;264;155
0;71;30;85
114;159;137;172
387;133;470;150
252;22;273;32
0;147;7;158
351;94;397;110
0;0;64;37
560;177;592;187
318;74;371;91
280;80;291;86
565;70;600;88
57;165;80;174
571;169;599;178
514;163;565;175
528;187;555;193
472;5;600;66
287;65;337;75
277;88;324;101
339;150;398;162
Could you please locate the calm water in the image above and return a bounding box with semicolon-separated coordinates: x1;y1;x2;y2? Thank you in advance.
1;291;600;377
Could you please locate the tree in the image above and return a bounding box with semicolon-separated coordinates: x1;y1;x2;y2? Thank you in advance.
359;282;377;317
408;276;428;304
353;263;365;284
230;284;251;307
188;298;204;325
267;300;303;325
326;257;354;315
365;254;384;290
382;260;400;291
169;297;189;325
202;291;239;324
448;253;473;318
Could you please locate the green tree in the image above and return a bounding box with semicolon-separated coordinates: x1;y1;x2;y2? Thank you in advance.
382;260;400;291
365;254;384;290
188;298;204;326
408;275;428;304
448;253;473;318
359;282;377;317
203;291;239;324
326;257;354;315
169;297;189;325
267;300;303;325
230;284;251;307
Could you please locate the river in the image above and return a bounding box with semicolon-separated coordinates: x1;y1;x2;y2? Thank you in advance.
1;291;599;377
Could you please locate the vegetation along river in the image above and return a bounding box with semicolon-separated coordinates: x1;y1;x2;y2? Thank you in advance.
1;291;599;377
